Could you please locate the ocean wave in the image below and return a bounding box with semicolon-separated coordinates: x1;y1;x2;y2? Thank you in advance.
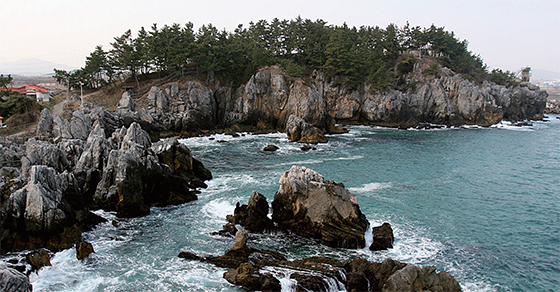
348;182;392;193
275;155;364;168
200;199;236;221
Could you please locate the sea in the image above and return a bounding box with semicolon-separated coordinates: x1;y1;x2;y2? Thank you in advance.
27;114;560;291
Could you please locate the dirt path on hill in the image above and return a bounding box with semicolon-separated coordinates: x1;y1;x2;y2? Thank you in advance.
52;91;101;116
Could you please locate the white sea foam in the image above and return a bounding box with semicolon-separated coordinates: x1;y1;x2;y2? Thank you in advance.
201;199;236;221
349;182;392;193
461;281;500;292
364;222;373;249
201;174;260;198
276;155;364;168
490;121;534;131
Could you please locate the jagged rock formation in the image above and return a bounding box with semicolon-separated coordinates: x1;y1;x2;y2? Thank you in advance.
370;222;395;251
228;191;275;233
272;166;369;248
285;114;328;143
0;107;211;253
545;98;560;114
180;228;462;292
0;263;32;292
128;63;547;137
224;166;369;249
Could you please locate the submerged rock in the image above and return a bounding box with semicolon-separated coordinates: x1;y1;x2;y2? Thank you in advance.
263;145;279;151
272;165;369;248
76;239;95;261
26;249;51;271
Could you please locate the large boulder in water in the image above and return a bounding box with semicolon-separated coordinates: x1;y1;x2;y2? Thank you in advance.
230;191;275;232
285;115;328;144
271;165;369;248
369;222;394;251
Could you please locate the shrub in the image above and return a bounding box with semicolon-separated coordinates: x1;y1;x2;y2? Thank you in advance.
424;63;441;76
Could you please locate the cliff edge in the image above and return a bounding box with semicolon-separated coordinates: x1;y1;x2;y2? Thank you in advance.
130;61;547;134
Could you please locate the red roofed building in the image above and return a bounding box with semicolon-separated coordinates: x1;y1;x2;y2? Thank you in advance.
0;116;4;127
0;85;53;102
0;85;49;94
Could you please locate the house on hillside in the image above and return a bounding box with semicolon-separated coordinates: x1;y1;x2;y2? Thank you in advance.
0;85;53;102
36;91;54;102
0;116;4;127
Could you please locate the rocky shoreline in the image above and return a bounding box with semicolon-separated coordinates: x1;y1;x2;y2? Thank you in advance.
180;166;461;291
0;63;548;290
0;104;212;290
118;63;547;140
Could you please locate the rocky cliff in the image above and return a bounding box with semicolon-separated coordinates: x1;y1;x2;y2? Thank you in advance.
0;106;211;253
131;62;547;134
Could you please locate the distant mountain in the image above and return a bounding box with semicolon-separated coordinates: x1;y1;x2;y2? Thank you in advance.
0;58;76;76
532;69;560;81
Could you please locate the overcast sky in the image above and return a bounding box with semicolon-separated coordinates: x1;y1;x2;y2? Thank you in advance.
1;0;559;73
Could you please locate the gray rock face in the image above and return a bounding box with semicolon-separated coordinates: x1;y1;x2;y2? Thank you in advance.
0;263;32;292
148;86;170;112
93;132;209;218
120;122;151;151
21;166;68;233
36;108;53;138
21;139;70;179
76;124;112;170
177;81;217;129
0;139;24;168
118;91;136;111
88;107;123;138
151;65;546;133
271;166;369;248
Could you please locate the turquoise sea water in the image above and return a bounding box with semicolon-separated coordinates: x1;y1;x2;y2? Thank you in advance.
29;115;560;291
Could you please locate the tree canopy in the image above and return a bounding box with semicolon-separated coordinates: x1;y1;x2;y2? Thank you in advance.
67;18;492;90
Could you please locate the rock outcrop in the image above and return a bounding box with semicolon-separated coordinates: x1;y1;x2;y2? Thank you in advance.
26;249;51;271
130;64;546;137
285;114;328;143
76;239;94;261
180;228;462;292
228;191;274;233
226;166;369;249
1;107;211;253
370;222;395;251
0;263;32;292
272;166;369;248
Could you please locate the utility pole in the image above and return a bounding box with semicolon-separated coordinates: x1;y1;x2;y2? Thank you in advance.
65;79;69;108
